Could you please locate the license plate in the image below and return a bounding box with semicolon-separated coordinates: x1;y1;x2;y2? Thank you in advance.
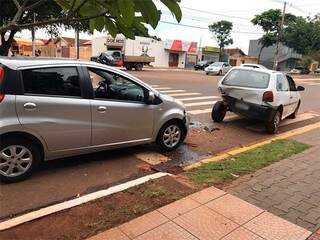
235;101;249;111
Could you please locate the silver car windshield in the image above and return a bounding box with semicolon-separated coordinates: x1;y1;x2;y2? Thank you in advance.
222;69;270;89
210;62;224;67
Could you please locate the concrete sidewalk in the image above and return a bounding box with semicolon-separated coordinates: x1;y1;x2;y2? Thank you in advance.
88;186;311;240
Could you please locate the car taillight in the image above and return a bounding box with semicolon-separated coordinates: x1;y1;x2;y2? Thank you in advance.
263;91;273;102
0;66;5;103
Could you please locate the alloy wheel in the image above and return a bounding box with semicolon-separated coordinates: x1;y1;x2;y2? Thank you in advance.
0;145;33;177
163;125;181;148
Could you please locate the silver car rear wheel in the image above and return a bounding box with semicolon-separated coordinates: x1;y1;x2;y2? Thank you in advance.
0;145;33;178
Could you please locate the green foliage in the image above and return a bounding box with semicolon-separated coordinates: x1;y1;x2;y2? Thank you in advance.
251;9;296;34
55;0;182;39
187;139;310;185
208;20;233;60
284;16;320;55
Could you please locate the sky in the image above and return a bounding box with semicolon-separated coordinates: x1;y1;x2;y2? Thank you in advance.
16;0;320;54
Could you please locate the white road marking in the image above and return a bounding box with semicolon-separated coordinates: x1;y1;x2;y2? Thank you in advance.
188;108;211;115
153;87;172;90
178;96;220;101
185;101;217;107
160;90;186;93
169;93;201;97
0;172;171;231
150;85;159;87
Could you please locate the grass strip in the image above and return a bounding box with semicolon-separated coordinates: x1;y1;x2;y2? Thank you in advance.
187;139;310;185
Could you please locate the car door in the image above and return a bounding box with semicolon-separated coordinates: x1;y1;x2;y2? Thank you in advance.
15;66;91;151
85;67;155;146
286;75;300;114
275;74;291;118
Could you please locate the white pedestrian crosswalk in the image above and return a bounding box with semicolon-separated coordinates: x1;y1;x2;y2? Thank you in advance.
152;85;220;116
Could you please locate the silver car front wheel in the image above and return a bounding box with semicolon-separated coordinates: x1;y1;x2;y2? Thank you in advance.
163;125;181;148
157;121;185;151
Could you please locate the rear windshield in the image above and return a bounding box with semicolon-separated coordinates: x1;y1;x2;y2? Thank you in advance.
222;69;270;89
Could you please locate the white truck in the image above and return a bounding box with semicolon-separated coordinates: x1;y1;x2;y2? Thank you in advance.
91;35;156;70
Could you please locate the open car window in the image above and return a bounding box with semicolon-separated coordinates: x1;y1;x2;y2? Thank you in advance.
222;69;270;89
88;68;145;103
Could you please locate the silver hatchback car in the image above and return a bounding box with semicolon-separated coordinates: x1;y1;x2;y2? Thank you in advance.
0;57;189;182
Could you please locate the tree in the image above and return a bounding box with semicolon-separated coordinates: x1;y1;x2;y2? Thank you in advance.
251;9;296;67
257;33;276;64
0;0;182;55
209;20;233;61
283;16;320;56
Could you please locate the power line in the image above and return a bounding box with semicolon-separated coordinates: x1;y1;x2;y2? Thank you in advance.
180;6;252;20
159;20;264;34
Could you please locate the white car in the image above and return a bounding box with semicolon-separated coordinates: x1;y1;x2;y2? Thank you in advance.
205;62;232;75
212;67;305;133
240;63;267;69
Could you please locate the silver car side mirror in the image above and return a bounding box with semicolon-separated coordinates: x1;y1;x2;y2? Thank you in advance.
148;91;156;104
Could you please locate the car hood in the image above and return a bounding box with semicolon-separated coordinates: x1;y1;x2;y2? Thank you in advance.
160;93;185;108
206;66;221;70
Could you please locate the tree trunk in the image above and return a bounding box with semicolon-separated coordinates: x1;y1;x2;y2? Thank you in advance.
257;46;264;64
219;46;222;62
0;31;17;56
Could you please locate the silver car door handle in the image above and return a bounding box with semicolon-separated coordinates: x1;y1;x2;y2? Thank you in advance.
97;106;107;113
23;102;37;111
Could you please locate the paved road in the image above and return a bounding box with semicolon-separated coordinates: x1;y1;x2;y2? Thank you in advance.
1;69;319;219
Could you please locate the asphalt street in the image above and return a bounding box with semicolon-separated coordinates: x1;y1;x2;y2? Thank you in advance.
1;69;319;219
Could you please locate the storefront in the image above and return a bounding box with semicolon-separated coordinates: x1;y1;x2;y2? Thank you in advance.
164;40;198;68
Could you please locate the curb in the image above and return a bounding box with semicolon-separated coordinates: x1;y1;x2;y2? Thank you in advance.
0;172;171;231
184;121;320;171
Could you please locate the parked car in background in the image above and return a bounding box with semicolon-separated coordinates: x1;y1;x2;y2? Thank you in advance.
290;66;310;75
211;67;304;134
0;57;189;182
194;60;214;70
314;68;320;74
205;62;232;75
240;63;267;69
90;52;117;66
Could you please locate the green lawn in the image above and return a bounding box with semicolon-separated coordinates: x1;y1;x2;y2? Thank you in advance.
187;139;310;185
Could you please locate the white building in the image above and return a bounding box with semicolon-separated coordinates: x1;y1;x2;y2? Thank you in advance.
92;34;198;68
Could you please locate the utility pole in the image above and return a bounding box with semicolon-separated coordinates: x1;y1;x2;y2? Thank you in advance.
31;13;36;57
75;28;80;59
273;1;286;70
75;15;80;59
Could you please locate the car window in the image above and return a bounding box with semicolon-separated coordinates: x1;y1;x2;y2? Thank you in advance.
222;69;270;89
22;67;81;97
88;68;145;102
276;74;289;91
286;75;297;91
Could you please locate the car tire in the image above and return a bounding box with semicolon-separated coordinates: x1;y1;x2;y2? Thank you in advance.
211;101;227;122
288;101;300;119
156;120;186;152
0;137;41;183
206;72;209;75
218;70;222;75
125;65;132;70
134;63;143;71
265;111;281;134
